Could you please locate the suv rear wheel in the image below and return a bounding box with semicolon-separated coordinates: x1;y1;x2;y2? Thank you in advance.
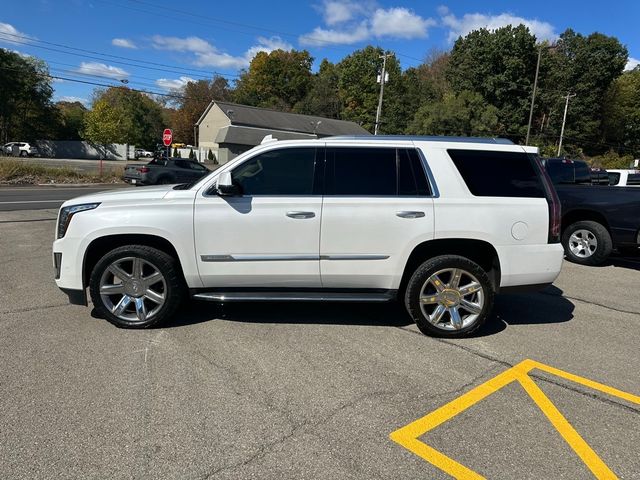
562;220;612;266
89;245;185;328
405;255;495;337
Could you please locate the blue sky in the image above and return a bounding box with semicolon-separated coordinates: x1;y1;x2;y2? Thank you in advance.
1;0;638;106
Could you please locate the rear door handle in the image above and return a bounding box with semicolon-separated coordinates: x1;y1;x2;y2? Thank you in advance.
396;211;425;219
286;211;316;219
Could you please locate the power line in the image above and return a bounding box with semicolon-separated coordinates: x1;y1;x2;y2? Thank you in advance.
0;31;240;79
93;0;426;65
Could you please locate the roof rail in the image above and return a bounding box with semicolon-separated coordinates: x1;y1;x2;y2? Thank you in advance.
326;135;514;145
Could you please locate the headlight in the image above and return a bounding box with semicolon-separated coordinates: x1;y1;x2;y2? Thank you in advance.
57;203;100;239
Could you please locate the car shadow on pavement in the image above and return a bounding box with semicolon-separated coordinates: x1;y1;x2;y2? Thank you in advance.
152;286;576;338
162;301;415;329
474;286;575;337
599;253;640;272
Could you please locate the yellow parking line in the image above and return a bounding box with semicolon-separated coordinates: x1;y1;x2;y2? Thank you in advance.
390;359;640;479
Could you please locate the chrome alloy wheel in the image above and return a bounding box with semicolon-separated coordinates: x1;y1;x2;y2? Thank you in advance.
419;268;484;331
99;257;166;323
569;229;598;258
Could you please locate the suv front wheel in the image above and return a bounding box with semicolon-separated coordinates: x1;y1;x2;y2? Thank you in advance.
405;255;495;337
89;245;185;328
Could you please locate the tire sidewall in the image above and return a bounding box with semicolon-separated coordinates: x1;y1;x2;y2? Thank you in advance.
562;221;612;266
405;255;495;338
89;245;183;328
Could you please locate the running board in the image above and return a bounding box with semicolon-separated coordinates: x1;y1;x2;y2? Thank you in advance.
192;291;396;303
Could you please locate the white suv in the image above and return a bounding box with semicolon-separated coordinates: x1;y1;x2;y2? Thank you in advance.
53;136;564;337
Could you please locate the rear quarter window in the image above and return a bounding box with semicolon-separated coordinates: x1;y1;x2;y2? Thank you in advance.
448;149;545;198
628;174;640;186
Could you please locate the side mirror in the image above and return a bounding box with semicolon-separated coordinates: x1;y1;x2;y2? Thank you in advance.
216;171;240;196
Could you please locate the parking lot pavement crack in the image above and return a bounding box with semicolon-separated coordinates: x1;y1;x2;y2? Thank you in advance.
395;325;513;369
200;390;397;480
0;217;56;223
531;373;640;415
0;302;69;316
541;290;640;316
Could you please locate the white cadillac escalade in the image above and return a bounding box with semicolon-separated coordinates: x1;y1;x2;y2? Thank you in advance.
53;136;564;337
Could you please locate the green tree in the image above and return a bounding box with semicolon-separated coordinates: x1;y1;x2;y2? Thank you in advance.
294;59;341;119
233;49;313;110
447;25;538;139
541;29;628;154
408;91;499;136
54;101;87;140
602;68;640;156
83;87;164;148
335;46;403;133
0;49;58;142
172;77;231;145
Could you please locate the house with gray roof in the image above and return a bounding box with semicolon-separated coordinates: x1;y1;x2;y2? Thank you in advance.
196;101;370;164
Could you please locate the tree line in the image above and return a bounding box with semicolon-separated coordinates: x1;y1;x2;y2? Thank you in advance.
1;24;638;167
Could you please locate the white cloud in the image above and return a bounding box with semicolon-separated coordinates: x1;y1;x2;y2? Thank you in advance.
440;9;557;43
0;22;33;44
625;57;639;71
320;1;368;25
56;96;89;107
156;76;195;90
112;38;137;49
371;8;436;39
152;35;292;69
300;23;370;46
76;62;130;79
300;3;435;47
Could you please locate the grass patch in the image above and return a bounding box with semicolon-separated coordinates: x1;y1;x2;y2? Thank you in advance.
0;158;124;184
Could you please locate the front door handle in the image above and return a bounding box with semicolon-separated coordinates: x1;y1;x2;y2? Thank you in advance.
396;211;425;219
286;211;316;219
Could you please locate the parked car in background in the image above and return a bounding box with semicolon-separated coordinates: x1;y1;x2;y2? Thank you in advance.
541;157;640;265
123;157;210;186
607;169;640;187
134;148;153;158
3;142;39;157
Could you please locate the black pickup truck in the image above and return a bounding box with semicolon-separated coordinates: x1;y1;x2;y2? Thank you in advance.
542;158;640;265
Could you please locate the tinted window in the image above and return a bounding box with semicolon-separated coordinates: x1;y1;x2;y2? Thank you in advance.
608;172;621;185
232;148;316;195
327;147;396;195
174;160;191;169
628;174;640;186
574;161;591;184
398;149;431;196
448;149;544;197
544;159;574;184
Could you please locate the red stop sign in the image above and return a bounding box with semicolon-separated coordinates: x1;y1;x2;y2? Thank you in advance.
162;128;173;146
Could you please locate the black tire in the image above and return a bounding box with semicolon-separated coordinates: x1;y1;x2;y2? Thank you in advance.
562;220;612;266
89;245;185;328
405;255;495;338
19;150;27;157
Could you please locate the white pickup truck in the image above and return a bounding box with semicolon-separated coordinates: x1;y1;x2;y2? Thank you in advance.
607;169;640;187
53;136;563;337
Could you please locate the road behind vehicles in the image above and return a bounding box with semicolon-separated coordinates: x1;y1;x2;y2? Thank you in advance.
608;169;640;187
542;158;640;265
54;136;563;337
123;157;210;185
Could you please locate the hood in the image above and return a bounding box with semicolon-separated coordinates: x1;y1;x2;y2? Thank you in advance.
60;185;178;208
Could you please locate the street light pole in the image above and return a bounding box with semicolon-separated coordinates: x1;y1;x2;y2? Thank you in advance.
525;47;542;145
557;92;576;156
374;52;390;136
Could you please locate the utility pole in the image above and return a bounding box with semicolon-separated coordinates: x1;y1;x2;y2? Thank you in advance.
525;47;543;145
557;92;576;156
374;52;390;135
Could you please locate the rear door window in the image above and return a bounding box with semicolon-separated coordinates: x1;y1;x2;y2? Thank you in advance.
326;147;431;196
448;149;545;198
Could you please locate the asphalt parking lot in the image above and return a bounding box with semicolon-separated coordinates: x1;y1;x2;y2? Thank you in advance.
1;206;639;479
